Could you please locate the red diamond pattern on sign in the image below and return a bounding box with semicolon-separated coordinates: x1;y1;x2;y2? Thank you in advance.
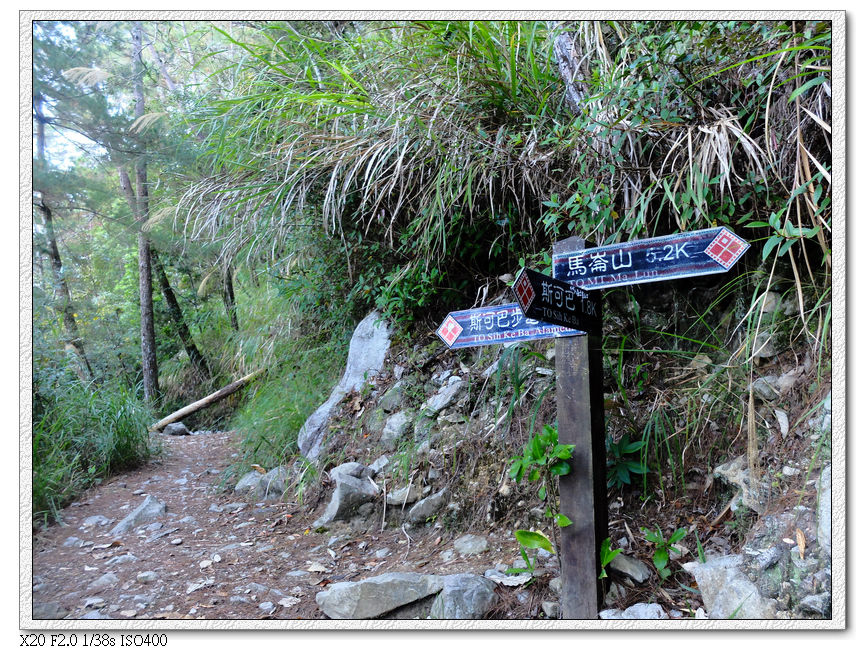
705;230;748;269
514;272;535;311
437;315;463;347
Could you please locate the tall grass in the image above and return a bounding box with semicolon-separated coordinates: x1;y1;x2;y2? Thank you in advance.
215;250;355;471
32;379;157;524
229;336;349;471
173;19;831;333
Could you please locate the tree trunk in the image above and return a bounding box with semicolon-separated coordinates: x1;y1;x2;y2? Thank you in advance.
152;250;211;378
549;23;590;113
33;94;94;382
131;21;160;402
221;263;239;331
151;368;265;431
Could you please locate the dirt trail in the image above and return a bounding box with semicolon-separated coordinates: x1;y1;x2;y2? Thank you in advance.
31;431;537;621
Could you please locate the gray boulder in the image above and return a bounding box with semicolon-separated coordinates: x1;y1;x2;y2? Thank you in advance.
109;495;166;536
600;603;668;619
163;422;191;436
381;411;412;450
752;330;777;359
369;455;389;475
298;311;391;461
234;470;265;499
453;534;488;556
261;465;290;501
428;574;498;619
421;377;465;417
331;461;375;481
798;592;831;617
817;464;831;556
750;376;780;401
713;455;768;515
88;572;119;591
407;488;449;524
32;602;70;620
379;380;407;413
608;552;652;584
386;484;422;506
82;515;112;527
682;554;777;619
316;572;443;619
313;463;379;527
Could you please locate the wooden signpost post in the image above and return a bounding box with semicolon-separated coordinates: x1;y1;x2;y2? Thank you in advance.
436;227;749;619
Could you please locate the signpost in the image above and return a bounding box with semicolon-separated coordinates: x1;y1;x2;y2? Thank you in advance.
435;302;583;349
513;267;601;334
551;226;749;290
435;227;749;619
549;236;607;619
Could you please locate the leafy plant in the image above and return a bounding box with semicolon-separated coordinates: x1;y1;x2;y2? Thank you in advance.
507;529;554;576
606;432;648;489
507;423;575;574
641;525;688;581
599;537;623;579
33;378;156;523
509;423;574;528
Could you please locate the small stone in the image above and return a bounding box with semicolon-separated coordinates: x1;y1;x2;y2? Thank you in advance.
84;597;105;609
136;571;158;584
775;409;790;438
63;536;82;548
259;601;274;612
453;534;488;556
608;553;652;583
170;538;183;545
369;455;389;475
799;592;831;616
548;577;562;595
751;375;780;401
541;601;560;619
88;573;119;590
604;582;627;607
483;568;532;587
32;602;70;620
164;422;191;436
82;515;111;528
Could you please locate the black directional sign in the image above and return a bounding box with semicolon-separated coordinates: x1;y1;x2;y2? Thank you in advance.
552;226;749;290
435;303;582;349
512;267;601;334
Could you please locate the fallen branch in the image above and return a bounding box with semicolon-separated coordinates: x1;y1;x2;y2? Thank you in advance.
150;368;266;431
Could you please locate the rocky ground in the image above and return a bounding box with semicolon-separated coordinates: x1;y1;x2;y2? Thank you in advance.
30;303;835;623
30;430;559;621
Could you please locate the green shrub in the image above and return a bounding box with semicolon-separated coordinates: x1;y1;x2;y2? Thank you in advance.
32;379;156;524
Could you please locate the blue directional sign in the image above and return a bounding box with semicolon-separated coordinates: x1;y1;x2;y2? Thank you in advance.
436;303;582;349
512;267;601;334
552;227;749;290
